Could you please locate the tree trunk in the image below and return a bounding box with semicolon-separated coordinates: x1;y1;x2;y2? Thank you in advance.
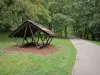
91;34;95;41
86;35;89;40
64;26;67;38
48;22;52;30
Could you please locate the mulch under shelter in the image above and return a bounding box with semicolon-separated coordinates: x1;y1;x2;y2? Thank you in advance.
5;45;59;55
9;20;55;48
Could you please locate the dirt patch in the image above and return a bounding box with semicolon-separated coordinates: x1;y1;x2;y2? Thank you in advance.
5;45;59;55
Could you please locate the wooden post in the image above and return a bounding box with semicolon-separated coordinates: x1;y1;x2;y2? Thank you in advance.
25;37;28;43
29;25;37;46
13;37;20;47
45;34;48;41
39;32;45;45
36;31;40;45
22;25;28;46
48;37;53;44
46;36;50;44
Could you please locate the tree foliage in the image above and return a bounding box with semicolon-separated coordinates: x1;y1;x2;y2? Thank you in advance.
0;0;100;40
71;0;100;40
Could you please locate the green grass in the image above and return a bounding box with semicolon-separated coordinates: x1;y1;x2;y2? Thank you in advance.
89;40;100;45
0;32;76;75
93;41;100;45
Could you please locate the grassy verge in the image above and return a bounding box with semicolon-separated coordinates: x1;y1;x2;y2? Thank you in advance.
0;33;76;75
89;40;100;45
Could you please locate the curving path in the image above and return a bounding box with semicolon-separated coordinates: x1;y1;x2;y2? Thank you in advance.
69;37;100;75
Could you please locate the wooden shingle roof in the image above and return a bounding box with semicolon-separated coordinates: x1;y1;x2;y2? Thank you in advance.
9;20;55;38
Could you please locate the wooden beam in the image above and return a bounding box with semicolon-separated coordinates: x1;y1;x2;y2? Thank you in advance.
22;25;28;46
45;36;50;44
36;31;40;44
13;37;20;47
44;34;48;41
39;32;45;45
29;25;38;47
25;37;28;43
48;37;53;44
29;25;35;42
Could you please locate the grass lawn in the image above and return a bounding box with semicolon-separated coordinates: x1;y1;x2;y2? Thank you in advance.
89;40;100;45
0;32;76;75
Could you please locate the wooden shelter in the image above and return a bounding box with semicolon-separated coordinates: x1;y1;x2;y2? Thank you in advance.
9;20;55;48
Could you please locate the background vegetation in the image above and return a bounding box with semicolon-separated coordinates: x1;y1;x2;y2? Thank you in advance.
0;0;100;40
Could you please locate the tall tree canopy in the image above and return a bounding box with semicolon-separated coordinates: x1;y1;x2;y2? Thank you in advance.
0;0;100;40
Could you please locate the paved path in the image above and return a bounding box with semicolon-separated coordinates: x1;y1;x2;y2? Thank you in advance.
69;37;100;75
